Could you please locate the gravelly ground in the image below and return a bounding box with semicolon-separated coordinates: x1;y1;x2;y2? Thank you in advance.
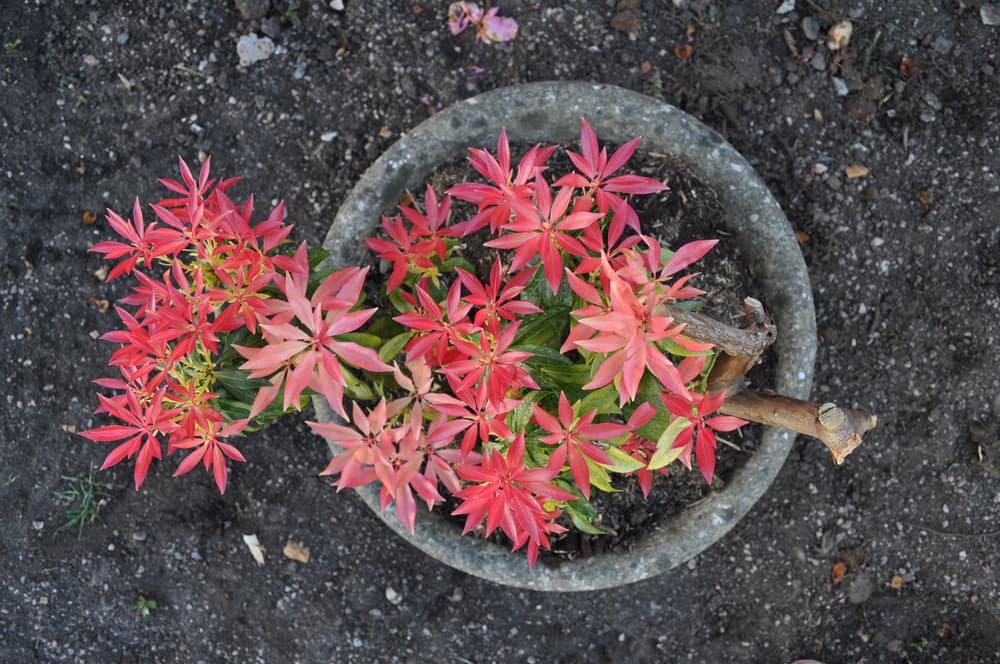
1;1;999;662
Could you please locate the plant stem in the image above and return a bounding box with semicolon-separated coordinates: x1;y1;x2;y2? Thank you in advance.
719;390;877;464
663;297;876;462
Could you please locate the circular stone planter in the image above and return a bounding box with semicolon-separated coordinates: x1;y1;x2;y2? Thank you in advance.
315;81;816;592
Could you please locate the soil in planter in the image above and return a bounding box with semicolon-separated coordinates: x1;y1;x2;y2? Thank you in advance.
363;143;770;563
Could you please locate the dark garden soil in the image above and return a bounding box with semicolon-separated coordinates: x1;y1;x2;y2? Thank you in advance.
2;1;1000;662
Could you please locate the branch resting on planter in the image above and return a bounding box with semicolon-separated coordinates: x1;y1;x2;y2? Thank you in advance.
718;391;877;464
662;297;876;463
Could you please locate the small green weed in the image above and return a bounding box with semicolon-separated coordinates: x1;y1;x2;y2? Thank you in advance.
136;595;158;617
4;38;23;51
53;464;111;539
282;2;301;26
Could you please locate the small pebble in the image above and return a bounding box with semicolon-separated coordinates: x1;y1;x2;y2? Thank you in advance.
802;16;820;40
983;4;1000;25
83;54;100;68
776;0;795;14
924;92;942;111
920;109;936;123
331;0;345;10
870;237;884;248
236;34;276;67
320;131;338;142
848;572;874;604
385;586;402;605
116;30;129;45
832;77;849;96
932;35;954;55
132;531;147;542
293;62;308;79
811;50;827;72
32;521;45;530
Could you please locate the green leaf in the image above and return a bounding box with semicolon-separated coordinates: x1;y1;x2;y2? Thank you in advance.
659;337;714;358
537;364;591;396
517;344;572;366
365;314;404;341
306;246;333;270
506;391;544;435
341;365;375;401
388;288;414;314
513;306;571;347
335;332;382;349
584;457;617;494
648;418;693;470
565;499;610;535
574;384;621;417
378;331;411;363
604;446;645;474
440;256;475;274
214;369;267;403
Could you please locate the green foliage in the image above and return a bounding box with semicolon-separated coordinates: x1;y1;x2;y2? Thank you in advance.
53;464;111;540
136;595;157;617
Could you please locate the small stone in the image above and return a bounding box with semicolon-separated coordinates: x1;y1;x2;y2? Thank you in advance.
920;109;936;123
982;4;1000;25
116;30;129;45
848;572;874;604
932;35;954;55
827;175;842;191
83;54;100;68
320;131;338;142
293;62;308;79
776;0;795;14
132;530;147;542
870;237;884;248
385;586;402;605
237;34;275;67
811;50;827;71
802;16;820;41
826;20;852;51
447;587;464;602
32;521;45;530
812;162;828;175
831;77;849;96
331;0;345;10
924;92;942;111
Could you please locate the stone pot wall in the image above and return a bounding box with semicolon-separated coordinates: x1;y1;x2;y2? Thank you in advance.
316;81;816;591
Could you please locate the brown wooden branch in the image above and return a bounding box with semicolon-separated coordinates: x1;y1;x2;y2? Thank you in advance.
720;390;877;464
706;298;776;394
656;297;875;463
660;297;775;359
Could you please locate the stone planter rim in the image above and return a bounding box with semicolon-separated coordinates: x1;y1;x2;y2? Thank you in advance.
316;81;816;592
